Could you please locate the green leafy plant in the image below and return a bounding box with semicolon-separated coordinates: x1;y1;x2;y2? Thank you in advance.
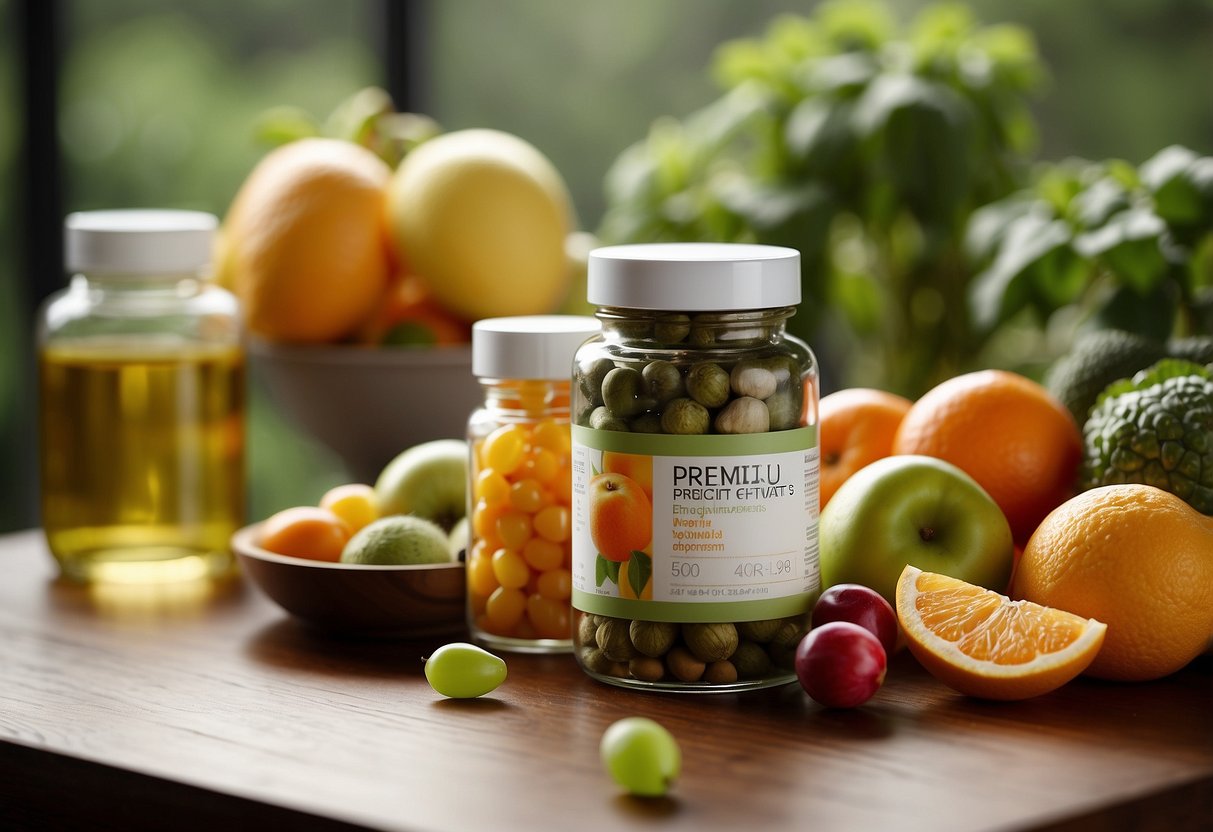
596;1;1045;395
254;86;440;167
968;146;1213;347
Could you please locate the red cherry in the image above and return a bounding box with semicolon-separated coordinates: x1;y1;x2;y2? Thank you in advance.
812;583;899;654
795;621;887;708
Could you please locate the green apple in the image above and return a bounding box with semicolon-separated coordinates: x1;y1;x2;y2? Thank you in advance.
374;439;469;533
819;454;1014;604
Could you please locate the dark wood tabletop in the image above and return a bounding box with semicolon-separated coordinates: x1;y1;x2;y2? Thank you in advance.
0;529;1209;832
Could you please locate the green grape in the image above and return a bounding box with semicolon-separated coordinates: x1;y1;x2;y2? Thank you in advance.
424;642;507;698
599;717;681;797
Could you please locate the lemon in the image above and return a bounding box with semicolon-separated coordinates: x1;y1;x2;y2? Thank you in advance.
386;129;573;321
340;515;451;565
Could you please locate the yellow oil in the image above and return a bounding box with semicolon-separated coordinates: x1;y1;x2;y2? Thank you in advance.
39;339;245;584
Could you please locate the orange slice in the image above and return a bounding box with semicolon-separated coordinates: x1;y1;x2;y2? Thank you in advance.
895;565;1107;701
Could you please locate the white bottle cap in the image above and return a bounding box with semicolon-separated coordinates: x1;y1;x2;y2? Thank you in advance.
65;209;219;276
472;315;601;380
587;243;801;311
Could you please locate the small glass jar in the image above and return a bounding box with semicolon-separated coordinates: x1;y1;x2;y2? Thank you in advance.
466;315;601;652
37;210;245;584
570;243;821;692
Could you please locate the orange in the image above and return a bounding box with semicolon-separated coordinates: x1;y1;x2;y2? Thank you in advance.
818;388;913;509
1011;484;1213;681
892;370;1082;544
601;451;653;500
258;506;351;562
588;473;652;562
355;274;471;347
217;138;394;343
896;565;1106;700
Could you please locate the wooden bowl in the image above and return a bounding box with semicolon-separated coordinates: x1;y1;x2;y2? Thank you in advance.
231;524;467;638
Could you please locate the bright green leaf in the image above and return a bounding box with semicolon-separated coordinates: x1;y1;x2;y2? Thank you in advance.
253;105;320;147
1140;145;1200;193
785;97;856;174
596;554;621;588
969;211;1071;330
964;194;1038;262
1073;208;1168;293
1072;178;1132;229
627;551;652;597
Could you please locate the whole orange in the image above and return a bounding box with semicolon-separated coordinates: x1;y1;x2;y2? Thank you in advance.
892;370;1082;543
1011;484;1213;681
588;472;652;562
818;388;913;509
258;506;351;562
217;138;394;343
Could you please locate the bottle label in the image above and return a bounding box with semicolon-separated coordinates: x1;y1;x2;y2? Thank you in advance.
570;425;819;623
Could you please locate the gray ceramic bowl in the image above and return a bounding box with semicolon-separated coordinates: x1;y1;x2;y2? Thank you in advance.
250;339;482;483
232;523;467;638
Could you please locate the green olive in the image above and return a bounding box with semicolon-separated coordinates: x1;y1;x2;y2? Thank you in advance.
682;622;739;663
765;389;802;431
629;620;678;657
731;641;774;679
685;362;730;408
589;406;630;431
578;358;615;406
602;367;655;418
688;322;716;347
660;398;710;435
642;360;684;405
629;412;665;433
653;313;691;344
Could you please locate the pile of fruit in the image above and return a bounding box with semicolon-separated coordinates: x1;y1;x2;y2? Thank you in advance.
256;439;470;565
814;361;1213;704
215;89;584;347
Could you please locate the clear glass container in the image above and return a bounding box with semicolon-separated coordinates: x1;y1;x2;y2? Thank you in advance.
466;315;600;652
570;243;821;692
37;210;245;584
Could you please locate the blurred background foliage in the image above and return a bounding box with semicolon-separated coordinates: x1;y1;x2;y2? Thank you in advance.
1;0;1210;532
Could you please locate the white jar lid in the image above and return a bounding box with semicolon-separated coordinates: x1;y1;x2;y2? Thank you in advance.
587;243;801;311
472;315;601;380
65;209;219;276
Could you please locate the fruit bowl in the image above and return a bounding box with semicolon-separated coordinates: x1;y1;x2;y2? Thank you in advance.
250;339;482;483
232;523;467;638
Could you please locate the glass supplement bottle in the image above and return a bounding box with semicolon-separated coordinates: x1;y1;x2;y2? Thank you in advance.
467;315;601;652
38;210;245;584
571;243;820;691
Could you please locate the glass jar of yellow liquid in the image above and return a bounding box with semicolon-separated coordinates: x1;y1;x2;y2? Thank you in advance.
37;210;245;584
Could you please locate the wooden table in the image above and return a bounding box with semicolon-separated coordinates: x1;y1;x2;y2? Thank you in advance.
0;530;1209;831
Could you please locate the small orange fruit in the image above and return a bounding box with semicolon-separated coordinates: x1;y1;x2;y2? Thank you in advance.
896;565;1106;700
893;370;1082;544
217;138;394;343
818;388;913;509
319;483;378;533
258;506;351;562
1012;484;1213;681
588;472;652;562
